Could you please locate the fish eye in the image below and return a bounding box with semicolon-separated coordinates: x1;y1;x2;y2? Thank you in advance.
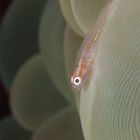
73;76;81;86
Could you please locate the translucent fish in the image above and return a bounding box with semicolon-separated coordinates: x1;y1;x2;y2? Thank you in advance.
71;0;115;92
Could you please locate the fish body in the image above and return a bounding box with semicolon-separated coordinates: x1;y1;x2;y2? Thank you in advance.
71;0;114;92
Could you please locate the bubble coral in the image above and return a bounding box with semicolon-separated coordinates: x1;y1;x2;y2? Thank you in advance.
0;0;140;140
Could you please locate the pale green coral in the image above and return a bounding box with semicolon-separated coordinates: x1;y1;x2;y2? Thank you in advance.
0;0;140;140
